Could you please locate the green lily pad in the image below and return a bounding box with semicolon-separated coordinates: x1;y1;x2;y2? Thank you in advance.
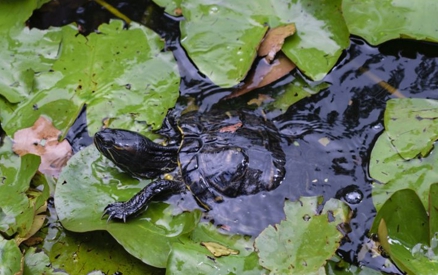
55;145;201;268
3;20;179;137
343;0;438;45
168;223;265;274
372;188;438;274
429;183;438;240
45;230;163;274
254;197;348;274
167;242;264;275
170;0;348;86
190;223;255;257
384;98;438;159
0;237;22;275
24;247;67;275
0;137;49;239
0;0;61;130
371;189;429;244
370;99;438;212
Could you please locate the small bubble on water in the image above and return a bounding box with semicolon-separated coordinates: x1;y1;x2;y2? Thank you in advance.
344;190;363;204
302;214;311;221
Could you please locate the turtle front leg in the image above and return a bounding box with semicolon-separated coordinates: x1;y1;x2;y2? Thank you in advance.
103;179;186;222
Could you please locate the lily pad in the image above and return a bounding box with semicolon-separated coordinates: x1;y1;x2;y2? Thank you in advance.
254;197;348;274
167;223;265;275
0;0;61;104
167;242;264;275
55;145;201;268
3;20;179;137
0;137;49;239
168;0;348;87
343;0;438;45
24;247;67;275
0;237;22;275
370;99;438;211
383;98;438;159
372;188;438;274
45;230;163;274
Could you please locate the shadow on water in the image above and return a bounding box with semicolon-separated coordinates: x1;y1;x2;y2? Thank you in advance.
56;2;438;273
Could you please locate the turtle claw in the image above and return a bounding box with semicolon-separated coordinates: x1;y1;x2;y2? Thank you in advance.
102;202;129;223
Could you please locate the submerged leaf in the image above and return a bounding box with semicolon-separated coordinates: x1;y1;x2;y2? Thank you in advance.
229;53;296;98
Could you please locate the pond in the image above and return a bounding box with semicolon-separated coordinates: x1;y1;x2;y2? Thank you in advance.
2;0;438;274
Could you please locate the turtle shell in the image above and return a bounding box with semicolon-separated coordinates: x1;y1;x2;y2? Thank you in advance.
177;110;286;208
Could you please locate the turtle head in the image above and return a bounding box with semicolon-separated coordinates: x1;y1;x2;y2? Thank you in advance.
94;128;179;178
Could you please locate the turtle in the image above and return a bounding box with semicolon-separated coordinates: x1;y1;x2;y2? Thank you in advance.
94;109;286;221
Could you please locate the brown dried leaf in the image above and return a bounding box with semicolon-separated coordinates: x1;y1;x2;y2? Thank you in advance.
12;116;72;178
227;52;296;99
258;23;296;62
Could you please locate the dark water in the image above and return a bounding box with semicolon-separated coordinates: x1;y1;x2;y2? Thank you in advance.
43;1;438;273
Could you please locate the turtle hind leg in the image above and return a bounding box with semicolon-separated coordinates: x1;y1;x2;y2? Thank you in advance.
103;179;186;222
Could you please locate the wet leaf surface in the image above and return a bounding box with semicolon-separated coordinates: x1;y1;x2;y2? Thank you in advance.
55;145;201;268
370;99;438;212
24;247;67;275
0;137;49;240
166;223;264;274
0;237;22;275
383;98;438;159
343;0;438;45
3;20;179;137
13;116;72;177
0;0;61;104
373;188;438;274
254;197;348;274
172;0;348;86
45;230;164;274
167;242;264;275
